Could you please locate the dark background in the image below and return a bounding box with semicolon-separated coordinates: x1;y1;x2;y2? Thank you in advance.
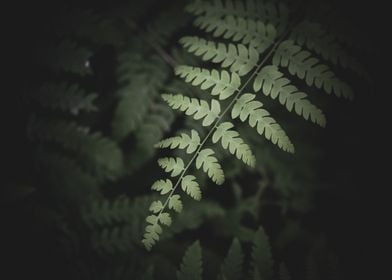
2;0;387;279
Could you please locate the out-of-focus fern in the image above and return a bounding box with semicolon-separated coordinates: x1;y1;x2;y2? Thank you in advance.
33;82;98;115
143;0;365;250
172;226;296;280
28;117;124;182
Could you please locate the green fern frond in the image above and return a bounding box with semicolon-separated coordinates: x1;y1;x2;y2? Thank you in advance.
112;52;169;141
187;0;289;31
34;82;98;115
251;226;274;280
196;148;225;185
169;194;184;213
177;240;203;280
290;20;369;79
158;157;185;177
162;94;221;126
142;216;164;251
181;175;202;200
180;36;258;76
213;122;256;167
194;15;277;54
151;179;173;195
254;65;326;126
273;40;353;100
28;118;124;181
220;238;244;280
232;94;294;153
155;130;201;154
175;66;240;100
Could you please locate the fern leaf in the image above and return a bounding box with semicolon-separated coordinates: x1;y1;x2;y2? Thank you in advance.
196;148;225;185
157;158;185;177
279;263;291;280
151;179;173;195
180;36;259;76
159;212;172;226
232;94;294;153
254;65;326;126
34;82;98;115
220;238;244;280
290;20;369;79
187;0;288;31
213;122;256;166
149;200;164;213
169;194;183;213
251;226;274;280
28;118;124;181
155;129;200;154
162;94;221;126
181;175;202;200
273;40;353;100
177;240;203;280
194;15;277;54
142;217;163;251
175;66;240;100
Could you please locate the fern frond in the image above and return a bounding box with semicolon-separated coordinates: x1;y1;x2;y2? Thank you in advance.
157;158;185;177
220;238;244;280
194;15;277;54
175;66;240;100
177;240;203;280
168;194;183;213
181;175;202;200
187;0;289;31
28;118;124;180
155;129;201;154
142;215;163;251
180;36;258;76
273;40;353;100
112;52;169;141
232;94;294;153
254;65;326;126
251;226;274;280
196;148;225;185
34;82;98;115
162;94;221;126
290;20;369;79
213;122;256;167
151;179;173;195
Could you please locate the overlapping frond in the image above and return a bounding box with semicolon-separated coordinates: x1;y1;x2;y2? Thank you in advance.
193;15;277;54
220;238;244;280
273;40;353;100
251;227;274;280
254;65;326;126
290;20;368;79
34;82;98;115
177;240;203;280
186;0;289;31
